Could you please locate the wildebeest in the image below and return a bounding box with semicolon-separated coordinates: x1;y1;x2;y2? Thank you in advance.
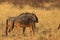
6;12;38;36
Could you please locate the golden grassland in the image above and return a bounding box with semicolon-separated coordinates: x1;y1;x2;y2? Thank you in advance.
0;2;60;40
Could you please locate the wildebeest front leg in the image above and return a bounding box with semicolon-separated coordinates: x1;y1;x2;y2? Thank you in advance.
34;23;36;29
32;23;36;34
23;27;26;36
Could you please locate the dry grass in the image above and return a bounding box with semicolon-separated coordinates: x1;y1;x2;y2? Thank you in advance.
0;2;60;40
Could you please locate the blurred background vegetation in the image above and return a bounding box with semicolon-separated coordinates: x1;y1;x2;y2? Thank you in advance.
0;0;60;9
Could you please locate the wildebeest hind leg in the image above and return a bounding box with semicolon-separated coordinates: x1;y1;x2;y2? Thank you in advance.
6;26;8;36
6;19;8;36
